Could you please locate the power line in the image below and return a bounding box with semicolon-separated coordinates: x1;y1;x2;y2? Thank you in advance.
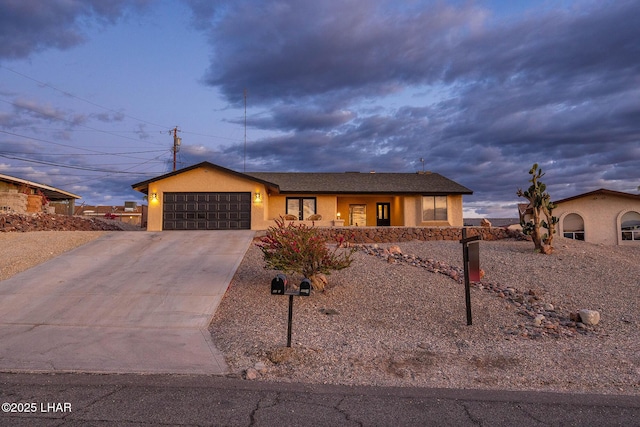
0;98;167;147
0;64;169;129
0;149;167;157
57;152;168;186
1;67;246;150
0;129;169;160
0;153;155;174
180;129;243;142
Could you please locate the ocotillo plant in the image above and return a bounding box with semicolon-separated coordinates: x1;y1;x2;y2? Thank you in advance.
257;216;355;291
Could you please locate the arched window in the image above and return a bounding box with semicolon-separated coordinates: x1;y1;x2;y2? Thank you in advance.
563;213;585;240
621;211;640;241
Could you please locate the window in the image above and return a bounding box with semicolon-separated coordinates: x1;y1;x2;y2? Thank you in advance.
422;196;447;221
349;204;366;226
286;197;316;220
621;211;640;241
562;213;585;240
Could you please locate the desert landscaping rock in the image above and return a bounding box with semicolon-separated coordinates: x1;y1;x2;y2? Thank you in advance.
210;237;639;396
579;309;601;326
0;213;129;232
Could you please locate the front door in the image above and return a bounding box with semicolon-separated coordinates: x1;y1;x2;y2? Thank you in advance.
376;202;390;226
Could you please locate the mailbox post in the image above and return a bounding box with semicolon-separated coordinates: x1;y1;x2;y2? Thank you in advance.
460;228;481;326
271;275;311;347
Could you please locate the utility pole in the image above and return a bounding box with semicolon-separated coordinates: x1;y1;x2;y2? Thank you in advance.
172;126;181;171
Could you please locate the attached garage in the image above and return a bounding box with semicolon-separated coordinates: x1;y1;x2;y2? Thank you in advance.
163;192;251;230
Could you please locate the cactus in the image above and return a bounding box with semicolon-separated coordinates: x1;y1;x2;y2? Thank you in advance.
516;163;559;254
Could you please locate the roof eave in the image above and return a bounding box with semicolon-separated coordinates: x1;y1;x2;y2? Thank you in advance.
0;173;81;199
131;161;281;193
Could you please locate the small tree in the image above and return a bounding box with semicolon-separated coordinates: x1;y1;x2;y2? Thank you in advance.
257;216;355;291
516;163;559;254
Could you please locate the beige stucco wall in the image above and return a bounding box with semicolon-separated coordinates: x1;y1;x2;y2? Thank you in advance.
555;194;640;245
403;194;464;227
146;166;268;231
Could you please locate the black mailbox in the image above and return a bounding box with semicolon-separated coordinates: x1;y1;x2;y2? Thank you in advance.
271;274;286;295
299;278;311;296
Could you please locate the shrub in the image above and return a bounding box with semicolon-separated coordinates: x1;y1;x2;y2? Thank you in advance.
257;216;355;291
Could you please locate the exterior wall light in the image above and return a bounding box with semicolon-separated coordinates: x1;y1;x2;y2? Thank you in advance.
254;192;262;203
150;193;158;202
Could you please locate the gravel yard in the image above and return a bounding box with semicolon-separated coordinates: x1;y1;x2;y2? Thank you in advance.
210;237;640;396
2;230;638;395
0;231;106;281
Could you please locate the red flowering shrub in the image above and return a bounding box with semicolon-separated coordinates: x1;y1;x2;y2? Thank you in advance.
257;216;355;291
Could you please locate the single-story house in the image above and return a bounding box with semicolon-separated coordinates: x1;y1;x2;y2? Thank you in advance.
553;189;640;246
131;161;473;231
0;173;80;215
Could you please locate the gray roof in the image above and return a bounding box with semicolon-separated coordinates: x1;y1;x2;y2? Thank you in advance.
246;171;473;195
131;162;473;195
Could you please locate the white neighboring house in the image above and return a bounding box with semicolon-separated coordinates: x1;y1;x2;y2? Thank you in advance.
553;189;640;246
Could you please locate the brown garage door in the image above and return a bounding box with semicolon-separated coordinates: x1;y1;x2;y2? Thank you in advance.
163;192;251;230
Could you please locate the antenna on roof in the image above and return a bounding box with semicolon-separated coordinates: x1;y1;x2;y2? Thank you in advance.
420;157;425;172
243;88;247;172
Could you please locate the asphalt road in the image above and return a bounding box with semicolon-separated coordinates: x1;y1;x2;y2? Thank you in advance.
1;373;638;426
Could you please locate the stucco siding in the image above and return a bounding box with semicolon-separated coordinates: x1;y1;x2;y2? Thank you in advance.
555;194;640;245
404;194;464;227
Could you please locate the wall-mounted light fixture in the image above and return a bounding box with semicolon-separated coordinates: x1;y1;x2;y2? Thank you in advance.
254;192;262;203
150;192;158;202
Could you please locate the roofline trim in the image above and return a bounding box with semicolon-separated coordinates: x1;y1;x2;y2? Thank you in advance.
131;161;280;193
554;188;640;204
0;173;80;199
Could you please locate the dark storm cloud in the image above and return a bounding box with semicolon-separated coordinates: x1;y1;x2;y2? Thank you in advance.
191;0;639;214
200;0;484;103
0;0;151;60
244;106;356;132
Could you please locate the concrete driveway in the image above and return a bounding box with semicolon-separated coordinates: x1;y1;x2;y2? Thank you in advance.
0;230;254;374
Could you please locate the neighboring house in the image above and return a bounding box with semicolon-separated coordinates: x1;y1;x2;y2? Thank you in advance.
519;189;640;246
76;202;145;227
553;189;640;246
131;161;473;231
0;173;80;215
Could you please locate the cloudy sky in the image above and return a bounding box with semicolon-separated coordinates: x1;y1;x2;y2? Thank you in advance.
0;0;638;217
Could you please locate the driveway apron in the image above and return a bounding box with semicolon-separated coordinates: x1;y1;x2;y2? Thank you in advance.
0;230;255;374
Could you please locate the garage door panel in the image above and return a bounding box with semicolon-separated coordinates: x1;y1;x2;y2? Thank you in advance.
163;192;251;230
